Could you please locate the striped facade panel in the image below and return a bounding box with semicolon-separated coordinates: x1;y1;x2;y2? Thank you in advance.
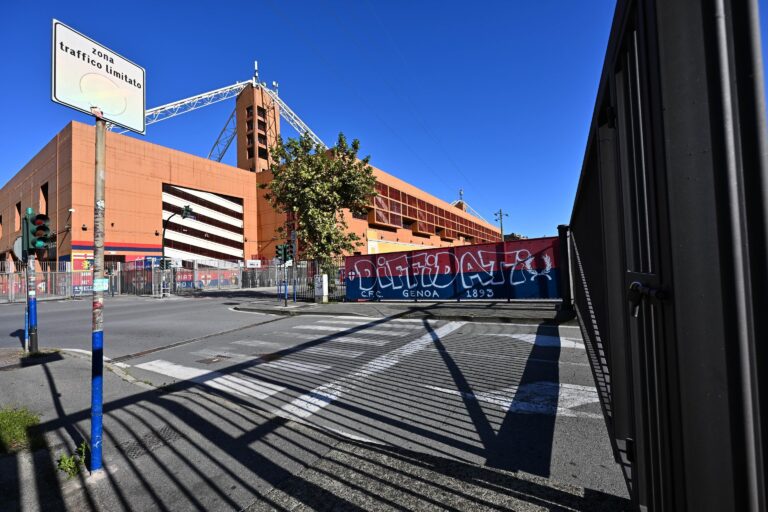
162;183;244;262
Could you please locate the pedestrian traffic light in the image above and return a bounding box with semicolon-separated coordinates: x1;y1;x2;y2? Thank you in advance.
29;214;51;251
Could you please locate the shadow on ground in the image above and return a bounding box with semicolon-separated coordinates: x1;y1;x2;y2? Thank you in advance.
0;316;626;511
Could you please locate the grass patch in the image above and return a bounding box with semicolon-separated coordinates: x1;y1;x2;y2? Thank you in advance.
57;441;88;479
0;406;45;455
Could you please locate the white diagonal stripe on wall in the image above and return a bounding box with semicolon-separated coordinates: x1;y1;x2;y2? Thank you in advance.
163;193;243;228
171;185;243;213
165;230;244;258
163;212;244;242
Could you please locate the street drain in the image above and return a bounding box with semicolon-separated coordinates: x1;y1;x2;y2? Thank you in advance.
118;425;182;460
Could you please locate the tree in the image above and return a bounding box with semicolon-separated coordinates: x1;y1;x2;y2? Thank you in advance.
265;132;376;268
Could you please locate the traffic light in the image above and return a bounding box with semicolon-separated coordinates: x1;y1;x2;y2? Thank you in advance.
285;243;294;262
29;214;51;251
276;244;287;263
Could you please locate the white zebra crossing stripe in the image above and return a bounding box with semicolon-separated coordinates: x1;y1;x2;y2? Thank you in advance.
281;321;466;419
262;359;331;375
318;319;421;329
294;325;407;336
279;333;392;346
232;339;288;348
424;382;601;419
482;333;585;350
333;316;437;324
134;360;285;400
304;347;363;359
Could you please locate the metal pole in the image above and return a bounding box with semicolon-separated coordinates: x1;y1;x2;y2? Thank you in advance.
90;114;106;473
27;253;38;352
284;264;288;307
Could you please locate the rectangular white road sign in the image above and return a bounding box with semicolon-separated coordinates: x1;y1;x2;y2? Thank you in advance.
52;19;145;134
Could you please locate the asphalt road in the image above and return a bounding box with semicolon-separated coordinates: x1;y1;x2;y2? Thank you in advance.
0;296;275;358
0;296;628;503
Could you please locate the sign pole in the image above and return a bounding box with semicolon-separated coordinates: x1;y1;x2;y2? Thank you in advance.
90;110;106;473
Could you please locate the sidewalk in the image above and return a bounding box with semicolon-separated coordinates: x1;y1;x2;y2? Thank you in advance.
0;349;627;511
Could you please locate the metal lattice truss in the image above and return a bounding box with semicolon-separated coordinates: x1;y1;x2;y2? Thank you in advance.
208;81;326;162
207;108;237;162
110;65;326;162
259;85;325;148
108;80;251;133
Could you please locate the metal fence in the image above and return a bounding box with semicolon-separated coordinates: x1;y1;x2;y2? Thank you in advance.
568;1;767;510
0;257;346;302
0;271;95;303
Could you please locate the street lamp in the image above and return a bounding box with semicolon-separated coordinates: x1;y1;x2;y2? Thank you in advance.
161;205;194;271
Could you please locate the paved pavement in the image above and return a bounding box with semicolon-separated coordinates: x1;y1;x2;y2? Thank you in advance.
0;296;629;511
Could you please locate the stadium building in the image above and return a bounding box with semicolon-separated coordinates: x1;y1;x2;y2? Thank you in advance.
0;84;500;270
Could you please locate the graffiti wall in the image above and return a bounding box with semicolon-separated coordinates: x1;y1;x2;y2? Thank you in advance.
345;237;561;301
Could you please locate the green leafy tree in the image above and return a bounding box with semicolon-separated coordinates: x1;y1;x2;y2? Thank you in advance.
265;132;376;269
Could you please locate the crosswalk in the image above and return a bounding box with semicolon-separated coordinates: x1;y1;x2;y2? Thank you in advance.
127;315;598;425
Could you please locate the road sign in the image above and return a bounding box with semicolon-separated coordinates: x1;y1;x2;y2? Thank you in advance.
12;237;22;261
51;19;146;134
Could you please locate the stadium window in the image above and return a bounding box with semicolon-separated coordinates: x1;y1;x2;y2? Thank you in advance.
247;147;254;159
258;147;269;160
245;106;253;118
15;202;21;231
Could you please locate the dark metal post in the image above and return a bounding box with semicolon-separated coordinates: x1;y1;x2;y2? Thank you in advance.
90;113;106;473
557;224;573;312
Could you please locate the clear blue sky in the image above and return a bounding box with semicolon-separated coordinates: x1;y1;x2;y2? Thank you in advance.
1;1;766;237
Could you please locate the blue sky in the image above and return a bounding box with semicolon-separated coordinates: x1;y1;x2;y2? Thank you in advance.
1;1;765;237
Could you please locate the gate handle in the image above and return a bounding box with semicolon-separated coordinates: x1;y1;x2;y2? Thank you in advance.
628;281;667;318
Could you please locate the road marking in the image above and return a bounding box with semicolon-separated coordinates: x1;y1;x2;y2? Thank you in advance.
134;360;285;400
424;381;601;419
294;325;408;336
262;359;331;375
482;333;585;350
304;347;363;359
282;333;392;346
424;347;589;367
231;339;287;348
318;319;420;329
334;315;437;324
281;321;465;419
329;337;391;347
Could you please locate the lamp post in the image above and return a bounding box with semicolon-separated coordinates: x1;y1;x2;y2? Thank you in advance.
161;205;194;296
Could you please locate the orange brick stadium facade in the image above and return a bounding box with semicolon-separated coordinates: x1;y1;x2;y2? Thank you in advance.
0;85;500;269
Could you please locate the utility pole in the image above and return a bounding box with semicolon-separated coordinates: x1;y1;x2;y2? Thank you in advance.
494;209;509;240
91;108;106;473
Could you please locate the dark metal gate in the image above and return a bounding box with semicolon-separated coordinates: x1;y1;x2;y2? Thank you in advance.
568;1;767;510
